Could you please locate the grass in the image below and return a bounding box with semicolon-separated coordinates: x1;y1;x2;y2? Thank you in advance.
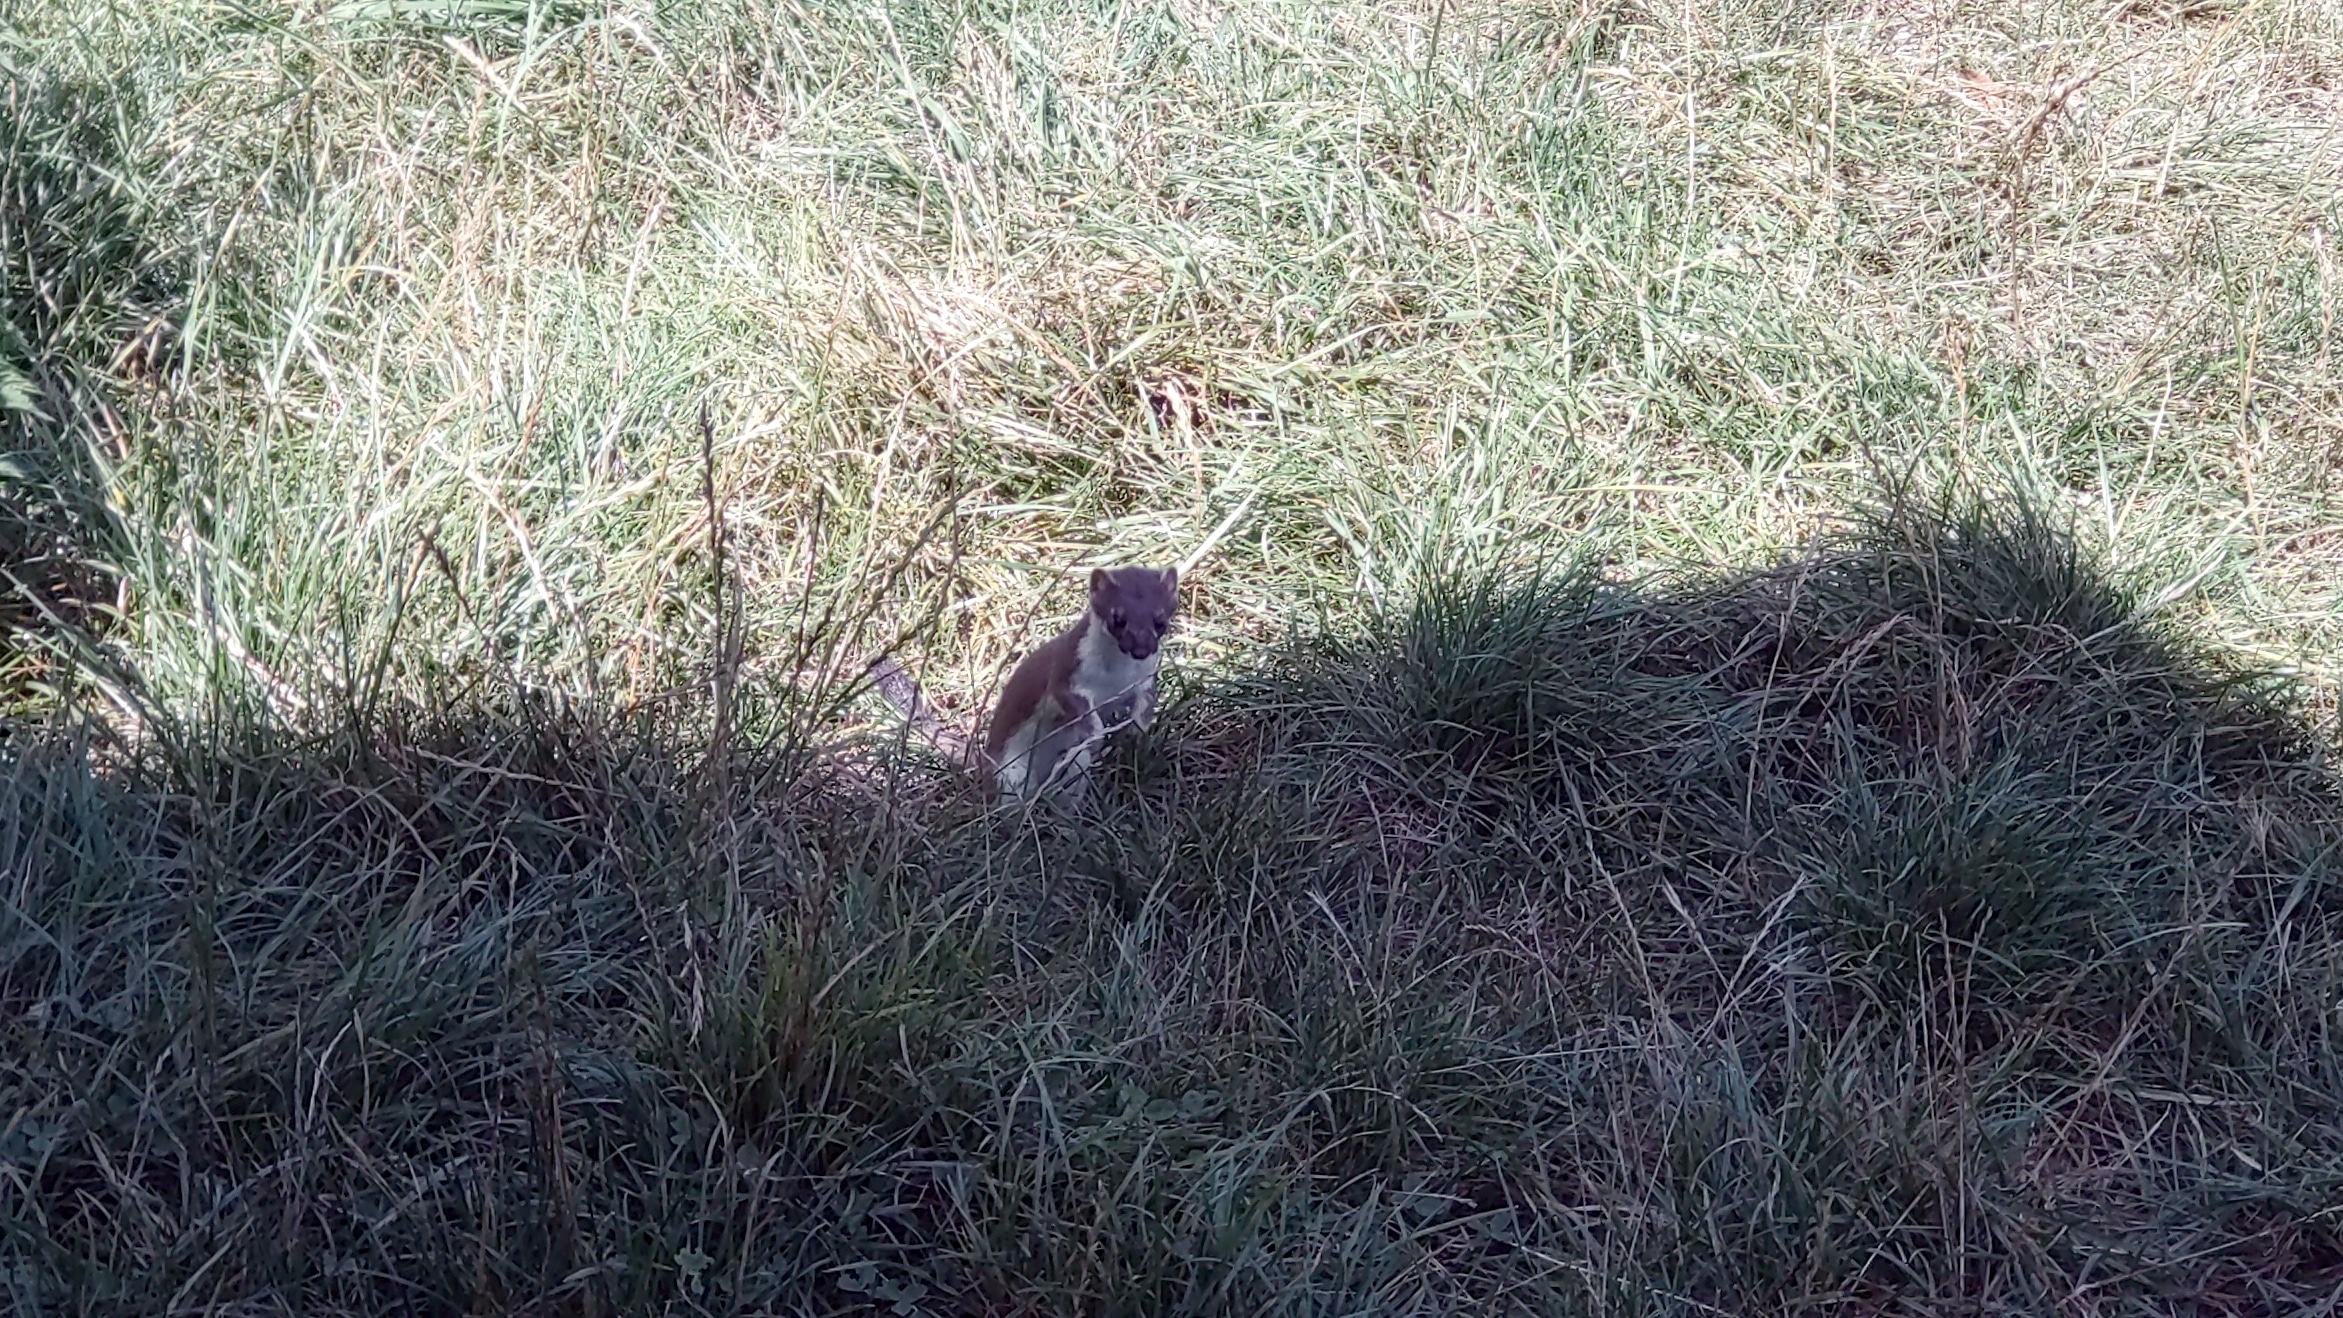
3;0;2342;1311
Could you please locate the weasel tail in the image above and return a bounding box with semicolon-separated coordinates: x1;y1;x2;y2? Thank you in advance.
867;657;979;767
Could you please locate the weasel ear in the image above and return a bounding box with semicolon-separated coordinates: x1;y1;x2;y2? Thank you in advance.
1161;566;1178;594
1089;567;1111;596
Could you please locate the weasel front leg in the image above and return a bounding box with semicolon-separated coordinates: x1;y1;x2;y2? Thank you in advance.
1055;710;1105;809
1033;693;1102;801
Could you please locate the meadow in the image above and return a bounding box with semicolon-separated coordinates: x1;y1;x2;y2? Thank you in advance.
3;0;2342;1311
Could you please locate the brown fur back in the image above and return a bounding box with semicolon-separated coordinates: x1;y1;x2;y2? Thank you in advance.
982;615;1088;765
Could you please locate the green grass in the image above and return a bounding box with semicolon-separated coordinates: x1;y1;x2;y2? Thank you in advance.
3;0;2342;1311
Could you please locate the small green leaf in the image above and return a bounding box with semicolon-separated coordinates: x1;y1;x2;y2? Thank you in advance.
0;360;44;419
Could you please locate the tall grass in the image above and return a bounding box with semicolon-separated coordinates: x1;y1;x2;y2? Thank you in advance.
2;0;2341;1311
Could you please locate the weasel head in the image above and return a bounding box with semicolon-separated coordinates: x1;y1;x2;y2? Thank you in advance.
1088;565;1179;662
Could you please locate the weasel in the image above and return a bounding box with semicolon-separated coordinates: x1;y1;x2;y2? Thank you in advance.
986;565;1178;801
870;566;1179;803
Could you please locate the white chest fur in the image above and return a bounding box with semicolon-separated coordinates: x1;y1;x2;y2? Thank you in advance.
1069;617;1159;730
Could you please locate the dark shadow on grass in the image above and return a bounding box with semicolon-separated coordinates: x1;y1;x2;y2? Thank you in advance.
4;481;2342;1315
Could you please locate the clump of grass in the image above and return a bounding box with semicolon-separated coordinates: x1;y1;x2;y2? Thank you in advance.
0;60;187;700
0;63;180;422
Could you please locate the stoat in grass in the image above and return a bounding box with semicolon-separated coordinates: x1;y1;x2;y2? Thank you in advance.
870;566;1179;803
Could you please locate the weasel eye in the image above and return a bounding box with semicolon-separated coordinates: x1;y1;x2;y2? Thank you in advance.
1155;615;1168;629
1110;610;1127;629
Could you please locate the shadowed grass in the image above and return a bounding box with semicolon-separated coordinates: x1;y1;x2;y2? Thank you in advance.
6;483;2340;1313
